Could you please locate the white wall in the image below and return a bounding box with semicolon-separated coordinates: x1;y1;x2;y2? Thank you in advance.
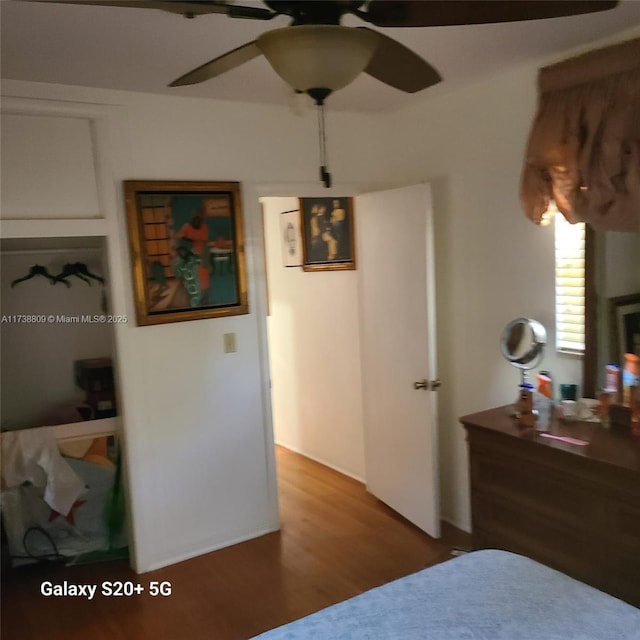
1;80;391;572
117;92;388;570
263;196;365;480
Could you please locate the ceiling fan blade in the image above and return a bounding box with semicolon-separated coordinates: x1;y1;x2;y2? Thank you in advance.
366;1;619;27
19;0;276;19
360;28;441;93
169;40;261;86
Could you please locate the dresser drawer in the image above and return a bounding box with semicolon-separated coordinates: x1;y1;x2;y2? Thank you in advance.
605;499;640;550
470;452;606;533
599;548;640;607
471;490;601;586
462;406;640;605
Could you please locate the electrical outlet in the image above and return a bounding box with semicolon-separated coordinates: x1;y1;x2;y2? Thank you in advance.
223;332;237;353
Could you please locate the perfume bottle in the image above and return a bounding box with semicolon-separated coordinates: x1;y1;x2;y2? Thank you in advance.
622;354;639;408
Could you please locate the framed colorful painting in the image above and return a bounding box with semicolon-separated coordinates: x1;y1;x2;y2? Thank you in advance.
124;180;248;325
299;197;356;272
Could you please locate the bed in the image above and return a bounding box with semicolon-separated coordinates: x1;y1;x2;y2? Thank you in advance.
251;550;640;639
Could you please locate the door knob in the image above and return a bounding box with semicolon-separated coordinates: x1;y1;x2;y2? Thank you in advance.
413;379;442;391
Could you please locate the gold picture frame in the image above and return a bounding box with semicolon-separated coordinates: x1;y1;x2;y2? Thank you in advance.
124;180;248;326
299;197;356;272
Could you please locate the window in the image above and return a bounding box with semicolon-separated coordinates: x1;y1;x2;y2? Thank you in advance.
555;214;585;353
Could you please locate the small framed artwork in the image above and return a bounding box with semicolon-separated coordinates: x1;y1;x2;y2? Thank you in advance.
610;293;640;364
280;209;303;267
299;197;356;272
124;180;248;326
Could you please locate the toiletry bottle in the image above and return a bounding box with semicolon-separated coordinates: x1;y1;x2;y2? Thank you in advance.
605;364;620;401
537;373;553;399
517;383;536;428
535;373;553;429
533;391;551;431
598;389;611;427
539;370;554;399
622;353;639;407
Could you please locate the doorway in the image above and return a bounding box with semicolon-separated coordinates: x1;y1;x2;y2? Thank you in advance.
260;185;440;537
261;195;366;481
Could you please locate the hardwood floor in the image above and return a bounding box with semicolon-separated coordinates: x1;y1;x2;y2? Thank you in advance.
1;446;457;640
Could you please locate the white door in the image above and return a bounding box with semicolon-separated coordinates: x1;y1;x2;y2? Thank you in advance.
356;183;440;537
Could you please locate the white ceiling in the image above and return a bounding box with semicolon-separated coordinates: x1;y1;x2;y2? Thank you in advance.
2;0;640;113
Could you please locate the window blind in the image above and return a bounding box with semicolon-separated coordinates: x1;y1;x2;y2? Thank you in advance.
555;215;585;352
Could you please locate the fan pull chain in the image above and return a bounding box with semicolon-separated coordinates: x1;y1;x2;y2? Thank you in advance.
317;102;331;189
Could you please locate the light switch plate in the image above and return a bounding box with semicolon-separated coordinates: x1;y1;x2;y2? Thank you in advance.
223;332;237;353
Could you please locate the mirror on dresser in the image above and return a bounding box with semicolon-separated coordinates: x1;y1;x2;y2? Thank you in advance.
583;227;640;398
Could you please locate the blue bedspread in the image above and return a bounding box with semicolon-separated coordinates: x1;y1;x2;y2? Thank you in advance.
251;550;640;639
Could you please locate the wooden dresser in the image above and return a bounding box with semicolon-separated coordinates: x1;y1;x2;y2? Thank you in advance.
460;407;640;607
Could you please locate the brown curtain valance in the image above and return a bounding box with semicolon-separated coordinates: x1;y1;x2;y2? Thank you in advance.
520;37;640;232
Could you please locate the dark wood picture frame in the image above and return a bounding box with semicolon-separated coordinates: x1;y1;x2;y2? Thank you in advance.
124;180;248;326
610;292;640;366
299;197;356;272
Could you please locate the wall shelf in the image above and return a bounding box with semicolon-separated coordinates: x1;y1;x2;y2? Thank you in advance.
0;218;108;240
1;417;119;442
52;416;119;441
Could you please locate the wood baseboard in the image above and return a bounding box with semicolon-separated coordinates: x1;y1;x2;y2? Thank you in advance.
440;520;472;551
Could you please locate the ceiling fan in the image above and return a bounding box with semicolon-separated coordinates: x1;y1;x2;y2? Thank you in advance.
24;1;619;99
22;0;620;187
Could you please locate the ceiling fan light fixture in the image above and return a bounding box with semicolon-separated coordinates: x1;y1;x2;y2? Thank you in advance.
257;25;378;98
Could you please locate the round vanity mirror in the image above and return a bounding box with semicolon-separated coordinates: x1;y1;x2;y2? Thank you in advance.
501;318;547;365
500;318;547;383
